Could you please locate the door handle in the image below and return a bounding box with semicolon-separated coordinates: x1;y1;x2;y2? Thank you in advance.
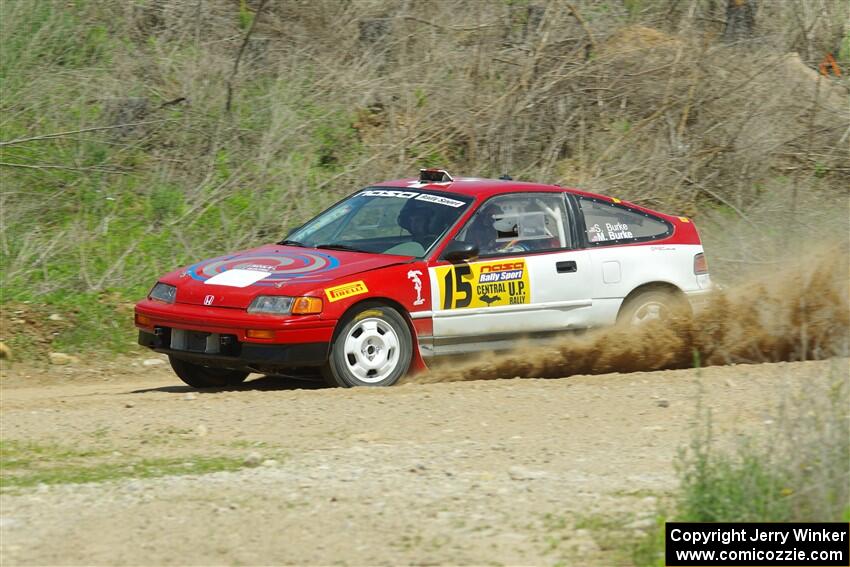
556;260;577;273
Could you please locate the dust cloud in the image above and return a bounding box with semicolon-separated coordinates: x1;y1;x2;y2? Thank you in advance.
412;245;849;384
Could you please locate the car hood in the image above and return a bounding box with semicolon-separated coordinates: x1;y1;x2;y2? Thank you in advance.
168;244;408;308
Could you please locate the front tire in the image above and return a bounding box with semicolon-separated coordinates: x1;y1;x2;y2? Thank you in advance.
323;304;412;387
168;357;249;389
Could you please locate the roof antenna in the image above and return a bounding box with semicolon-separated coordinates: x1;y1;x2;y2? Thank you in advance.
499;174;512;181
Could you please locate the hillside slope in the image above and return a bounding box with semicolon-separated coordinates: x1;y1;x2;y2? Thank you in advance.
1;0;848;358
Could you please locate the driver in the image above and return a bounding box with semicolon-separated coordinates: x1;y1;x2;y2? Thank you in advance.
465;203;527;255
464;203;499;255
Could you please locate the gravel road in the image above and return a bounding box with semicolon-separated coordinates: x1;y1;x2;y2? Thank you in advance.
1;358;844;566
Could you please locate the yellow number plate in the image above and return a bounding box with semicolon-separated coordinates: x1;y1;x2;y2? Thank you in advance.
435;259;530;310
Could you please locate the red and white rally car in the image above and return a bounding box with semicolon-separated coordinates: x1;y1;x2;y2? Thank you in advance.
135;169;712;388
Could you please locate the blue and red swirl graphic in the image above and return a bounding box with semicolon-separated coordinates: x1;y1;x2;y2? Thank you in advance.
187;252;340;286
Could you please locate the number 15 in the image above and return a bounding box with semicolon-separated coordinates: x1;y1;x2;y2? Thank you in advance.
442;265;473;309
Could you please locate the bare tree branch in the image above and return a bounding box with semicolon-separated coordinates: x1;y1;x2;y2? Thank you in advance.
564;2;597;57
225;0;269;114
0;120;173;147
400;15;499;33
0;162;129;174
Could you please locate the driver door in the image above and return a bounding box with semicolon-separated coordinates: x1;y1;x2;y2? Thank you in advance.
427;192;595;354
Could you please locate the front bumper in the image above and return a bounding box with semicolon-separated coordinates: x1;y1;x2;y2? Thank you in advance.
135;300;334;372
138;330;328;372
136;299;336;343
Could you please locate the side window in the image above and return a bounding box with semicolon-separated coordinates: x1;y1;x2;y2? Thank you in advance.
577;197;671;245
456;193;571;256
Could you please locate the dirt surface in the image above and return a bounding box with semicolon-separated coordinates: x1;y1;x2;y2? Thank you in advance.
1;357;845;566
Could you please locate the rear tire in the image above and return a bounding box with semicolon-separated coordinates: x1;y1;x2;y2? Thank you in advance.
617;289;688;327
322;304;412;387
168;356;249;389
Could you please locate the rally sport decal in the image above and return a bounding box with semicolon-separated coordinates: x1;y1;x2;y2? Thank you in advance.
188;252;340;287
435;259;529;310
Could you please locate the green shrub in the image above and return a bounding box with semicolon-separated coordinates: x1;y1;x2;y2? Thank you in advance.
631;366;849;565
678;366;849;523
677;435;795;522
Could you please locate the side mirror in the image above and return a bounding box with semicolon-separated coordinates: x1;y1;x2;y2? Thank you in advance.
442;240;479;263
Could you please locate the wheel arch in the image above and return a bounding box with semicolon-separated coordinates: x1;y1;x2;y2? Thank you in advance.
617;281;688;322
332;296;427;374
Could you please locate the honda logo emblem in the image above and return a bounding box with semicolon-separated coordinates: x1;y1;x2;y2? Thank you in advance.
203;295;214;306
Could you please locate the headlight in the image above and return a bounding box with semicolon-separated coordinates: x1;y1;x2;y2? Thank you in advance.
149;283;177;304
248;296;294;314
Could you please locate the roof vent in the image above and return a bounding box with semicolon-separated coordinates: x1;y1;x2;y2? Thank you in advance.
419;168;453;183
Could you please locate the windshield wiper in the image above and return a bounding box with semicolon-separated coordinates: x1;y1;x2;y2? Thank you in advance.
278;239;306;247
316;243;368;253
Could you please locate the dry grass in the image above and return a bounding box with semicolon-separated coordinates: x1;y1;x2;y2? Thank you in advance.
0;0;848;355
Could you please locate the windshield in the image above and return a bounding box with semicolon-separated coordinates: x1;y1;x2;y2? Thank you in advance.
284;188;473;257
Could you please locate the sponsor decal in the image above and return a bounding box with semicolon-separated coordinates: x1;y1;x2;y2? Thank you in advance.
325;280;369;302
413;193;465;208
407;270;425;306
435;258;530;310
678;216;690;223
203;294;215;306
361;189;419;199
353;309;383;321
360;189;464;208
